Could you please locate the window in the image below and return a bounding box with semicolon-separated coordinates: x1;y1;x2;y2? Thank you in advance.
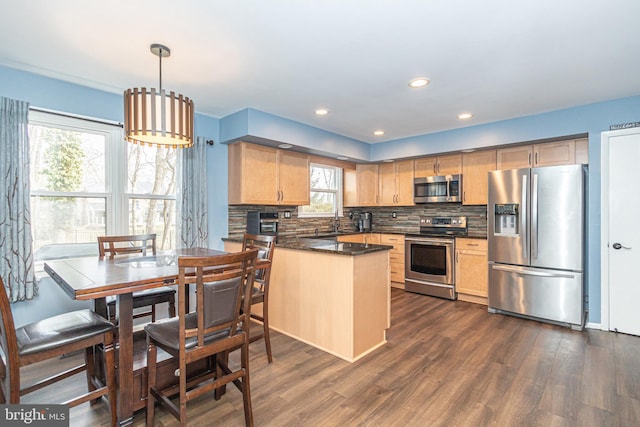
298;163;343;217
29;111;177;260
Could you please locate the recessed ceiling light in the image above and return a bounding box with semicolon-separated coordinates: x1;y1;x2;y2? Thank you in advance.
315;108;329;116
382;159;394;163
374;130;385;136
457;113;473;119
337;156;349;160
278;143;292;149
408;78;430;88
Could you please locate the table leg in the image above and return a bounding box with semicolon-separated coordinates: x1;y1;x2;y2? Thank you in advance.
116;293;134;427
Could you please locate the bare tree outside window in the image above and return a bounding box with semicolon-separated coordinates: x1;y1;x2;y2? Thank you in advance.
127;144;176;249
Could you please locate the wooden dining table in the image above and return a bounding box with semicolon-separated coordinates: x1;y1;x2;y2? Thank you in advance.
44;247;225;427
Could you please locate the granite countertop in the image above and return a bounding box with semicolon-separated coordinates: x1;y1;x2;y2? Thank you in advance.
224;229;487;255
223;236;393;256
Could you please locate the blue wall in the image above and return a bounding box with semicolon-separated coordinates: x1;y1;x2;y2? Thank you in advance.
3;64;640;327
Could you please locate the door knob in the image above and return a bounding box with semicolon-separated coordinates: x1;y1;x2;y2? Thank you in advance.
612;242;632;250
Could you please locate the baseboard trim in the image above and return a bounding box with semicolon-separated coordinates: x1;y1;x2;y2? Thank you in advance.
586;321;602;330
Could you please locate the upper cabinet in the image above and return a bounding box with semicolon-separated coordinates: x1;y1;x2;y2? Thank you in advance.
462;150;496;205
228;142;310;205
496;139;588;170
414;154;462;177
355;164;379;206
378;159;414;206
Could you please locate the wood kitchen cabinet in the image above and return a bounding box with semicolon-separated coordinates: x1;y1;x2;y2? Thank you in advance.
343;168;357;207
379;234;405;288
496;139;586;170
378;159;414;206
414;154;461;177
455;238;488;305
337;233;380;245
228;141;310;205
355;164;379;206
462;150;496;205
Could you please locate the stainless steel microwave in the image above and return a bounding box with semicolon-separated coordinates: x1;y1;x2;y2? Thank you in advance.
414;174;463;203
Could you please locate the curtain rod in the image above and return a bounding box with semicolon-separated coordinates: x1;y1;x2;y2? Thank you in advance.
29;106;123;128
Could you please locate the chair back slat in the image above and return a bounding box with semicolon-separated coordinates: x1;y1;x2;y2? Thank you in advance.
98;234;157;259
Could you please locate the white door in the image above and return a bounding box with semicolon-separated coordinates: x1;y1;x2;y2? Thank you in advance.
602;128;640;335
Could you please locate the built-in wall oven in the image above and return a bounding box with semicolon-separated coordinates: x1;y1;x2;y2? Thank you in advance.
247;211;279;237
405;216;467;300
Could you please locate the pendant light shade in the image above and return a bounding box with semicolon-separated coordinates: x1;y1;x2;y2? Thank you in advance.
124;44;194;148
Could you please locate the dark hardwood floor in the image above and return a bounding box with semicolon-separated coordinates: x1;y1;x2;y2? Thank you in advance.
20;288;640;426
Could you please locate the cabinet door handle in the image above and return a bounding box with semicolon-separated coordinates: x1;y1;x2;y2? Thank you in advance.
463;191;466;202
455;252;459;263
535;152;538;165
528;152;532;166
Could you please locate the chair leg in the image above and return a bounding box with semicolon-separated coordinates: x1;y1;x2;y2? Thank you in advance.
240;343;254;427
168;296;176;318
214;352;226;400
151;305;156;322
85;346;99;404
179;359;188;427
146;342;157;427
103;339;118;427
262;300;273;363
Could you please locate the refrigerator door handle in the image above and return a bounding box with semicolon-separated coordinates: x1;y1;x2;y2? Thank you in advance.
491;264;575;279
531;173;538;259
521;174;528;260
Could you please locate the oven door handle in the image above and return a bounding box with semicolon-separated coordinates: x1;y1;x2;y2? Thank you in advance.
406;238;453;245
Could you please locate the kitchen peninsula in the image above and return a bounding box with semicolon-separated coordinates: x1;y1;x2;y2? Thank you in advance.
224;237;392;362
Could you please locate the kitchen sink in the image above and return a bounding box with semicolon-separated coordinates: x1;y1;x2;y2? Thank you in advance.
299;231;361;240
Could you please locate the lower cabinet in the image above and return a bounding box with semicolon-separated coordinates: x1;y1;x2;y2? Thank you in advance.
337;233;379;244
379;234;405;289
338;233;403;287
455;238;488;305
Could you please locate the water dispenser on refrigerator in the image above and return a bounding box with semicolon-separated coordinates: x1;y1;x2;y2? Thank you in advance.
494;204;519;236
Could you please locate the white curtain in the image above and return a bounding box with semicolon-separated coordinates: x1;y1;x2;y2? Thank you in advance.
0;97;36;302
177;137;208;248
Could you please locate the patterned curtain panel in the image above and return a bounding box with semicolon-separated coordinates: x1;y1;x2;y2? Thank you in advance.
177;137;209;248
0;97;36;302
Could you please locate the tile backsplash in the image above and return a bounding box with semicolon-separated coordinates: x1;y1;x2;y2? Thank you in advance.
228;204;487;238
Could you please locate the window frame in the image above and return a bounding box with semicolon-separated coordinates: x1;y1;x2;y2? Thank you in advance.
28;110;178;256
297;162;344;218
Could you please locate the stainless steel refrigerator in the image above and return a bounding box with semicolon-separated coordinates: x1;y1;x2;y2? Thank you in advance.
487;164;585;328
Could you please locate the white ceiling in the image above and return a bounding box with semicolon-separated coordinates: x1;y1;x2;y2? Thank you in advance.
1;0;639;143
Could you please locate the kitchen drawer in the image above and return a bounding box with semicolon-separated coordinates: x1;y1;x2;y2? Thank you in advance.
390;268;404;283
390;253;404;263
456;238;487;250
380;234;404;244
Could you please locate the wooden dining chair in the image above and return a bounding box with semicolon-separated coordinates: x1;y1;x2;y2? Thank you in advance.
98;234;176;323
0;277;117;426
242;233;276;363
145;248;259;427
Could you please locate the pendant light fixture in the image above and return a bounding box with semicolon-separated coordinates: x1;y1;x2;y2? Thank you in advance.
124;43;194;148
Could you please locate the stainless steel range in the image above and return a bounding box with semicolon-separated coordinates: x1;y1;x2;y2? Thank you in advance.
405;216;467;299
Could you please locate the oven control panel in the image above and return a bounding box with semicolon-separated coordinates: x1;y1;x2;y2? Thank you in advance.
419;216;467;228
